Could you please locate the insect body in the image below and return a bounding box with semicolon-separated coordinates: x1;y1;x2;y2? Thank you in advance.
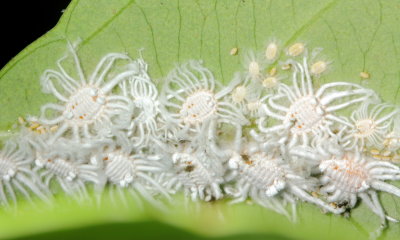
252;56;376;150
310;60;328;76
230;73;263;117
34;154;102;201
35;41;135;143
319;151;400;236
160;60;248;155
287;43;305;57
225;143;344;221
160;141;225;202
118;58;165;148
0;140;49;208
100;148;170;209
341;101;399;150
242;50;266;81
26;132;104;201
265;41;279;61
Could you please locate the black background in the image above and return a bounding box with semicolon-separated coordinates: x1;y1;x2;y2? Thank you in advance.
0;1;71;68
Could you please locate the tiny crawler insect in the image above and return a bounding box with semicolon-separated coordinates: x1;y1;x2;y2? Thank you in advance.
0;139;49;208
341;101;399;150
225;142;344;221
160;60;248;152
287;42;305;57
160;141;225;202
33;41;135;143
230;47;239;56
360;71;370;79
310;60;329;76
307;47;331;77
242;50;266;81
265;41;279;61
229;73;263;115
251;56;376;150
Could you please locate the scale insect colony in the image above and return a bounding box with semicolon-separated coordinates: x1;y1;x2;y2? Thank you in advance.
1;38;400;238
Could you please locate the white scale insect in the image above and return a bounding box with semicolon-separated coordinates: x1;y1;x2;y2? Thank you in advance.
292;132;400;236
251;56;376;149
319;152;400;236
28;135;104;201
0;140;49;208
160;60;248;155
96;141;171;209
34;41;136;143
225;141;344;221
118;57;165;148
158;140;225;202
341;101;399;150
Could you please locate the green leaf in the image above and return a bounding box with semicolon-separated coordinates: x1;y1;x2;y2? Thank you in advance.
1;0;400;239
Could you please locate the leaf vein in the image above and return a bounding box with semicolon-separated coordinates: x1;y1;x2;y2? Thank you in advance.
137;4;164;77
284;0;340;45
81;0;136;46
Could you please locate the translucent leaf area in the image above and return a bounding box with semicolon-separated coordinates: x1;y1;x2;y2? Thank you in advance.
1;0;400;239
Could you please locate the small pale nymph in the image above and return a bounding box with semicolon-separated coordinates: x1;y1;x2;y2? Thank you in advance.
287;42;305;57
261;74;285;90
242;50;266;81
230;47;239;56
230;72;263;116
265;41;279;61
308;48;331;77
310;60;329;76
360;71;370;79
